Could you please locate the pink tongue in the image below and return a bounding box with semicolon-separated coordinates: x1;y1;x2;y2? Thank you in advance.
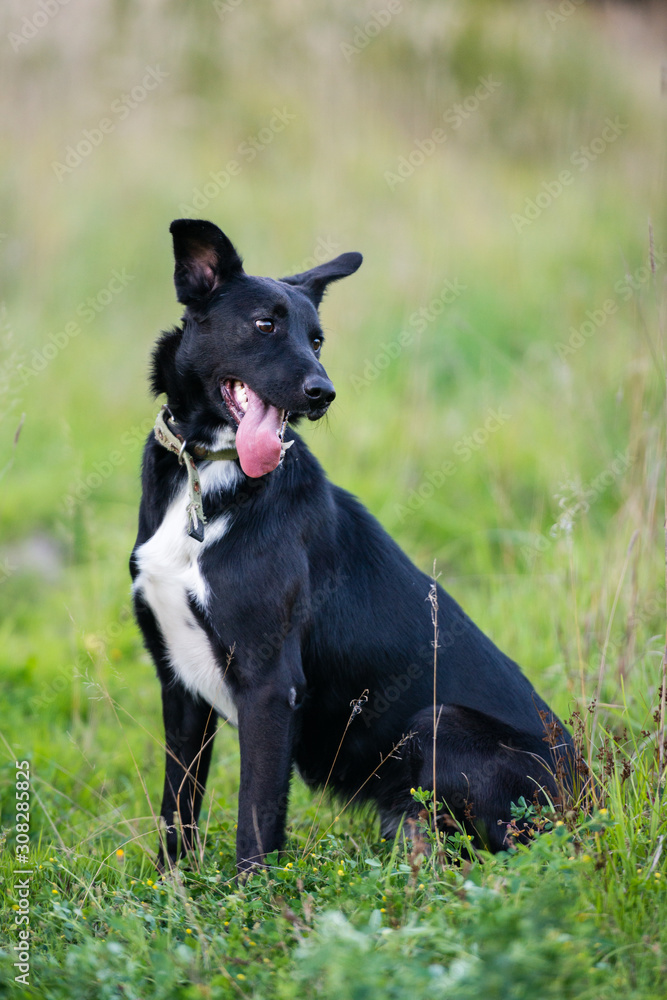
235;384;283;478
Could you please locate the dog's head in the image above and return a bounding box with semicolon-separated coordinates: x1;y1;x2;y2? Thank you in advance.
151;219;362;478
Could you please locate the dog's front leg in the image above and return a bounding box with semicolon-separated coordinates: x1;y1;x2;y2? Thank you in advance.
235;650;304;873
158;681;217;871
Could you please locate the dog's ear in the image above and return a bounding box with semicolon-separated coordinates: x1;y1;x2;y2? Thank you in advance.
281;252;363;308
170;219;244;305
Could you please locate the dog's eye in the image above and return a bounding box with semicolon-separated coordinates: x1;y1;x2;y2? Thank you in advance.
255;319;274;334
312;337;322;354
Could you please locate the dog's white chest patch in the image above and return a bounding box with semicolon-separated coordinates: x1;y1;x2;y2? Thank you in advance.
133;462;240;725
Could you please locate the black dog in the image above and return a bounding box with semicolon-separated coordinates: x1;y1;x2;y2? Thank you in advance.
130;219;573;872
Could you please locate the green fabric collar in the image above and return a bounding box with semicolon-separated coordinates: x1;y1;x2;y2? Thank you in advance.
153;404;238;542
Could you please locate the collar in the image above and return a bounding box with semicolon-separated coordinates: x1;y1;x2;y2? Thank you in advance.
152;404;294;543
153;404;238;542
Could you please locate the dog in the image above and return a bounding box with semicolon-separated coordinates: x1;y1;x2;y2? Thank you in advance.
130;219;574;873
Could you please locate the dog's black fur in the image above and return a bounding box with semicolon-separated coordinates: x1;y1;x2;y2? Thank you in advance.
131;219;573;872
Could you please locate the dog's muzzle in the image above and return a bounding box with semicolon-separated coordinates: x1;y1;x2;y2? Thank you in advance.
303;375;335;419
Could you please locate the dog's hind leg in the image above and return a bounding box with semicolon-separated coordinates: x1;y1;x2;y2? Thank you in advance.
158;681;217;870
380;704;569;852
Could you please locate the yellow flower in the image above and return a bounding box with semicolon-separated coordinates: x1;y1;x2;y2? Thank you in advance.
599;808;608;815
418;884;425;890
410;788;416;795
555;821;564;827
380;908;386;913
11;905;19;911
655;872;662;880
52;888;58;894
581;854;591;863
116;849;124;859
237;974;246;980
185;928;192;934
146;879;154;886
337;869;344;876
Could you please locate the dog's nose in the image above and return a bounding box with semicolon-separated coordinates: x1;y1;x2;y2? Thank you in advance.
303;375;336;406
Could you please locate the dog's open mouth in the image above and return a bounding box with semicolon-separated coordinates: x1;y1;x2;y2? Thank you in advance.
221;379;287;479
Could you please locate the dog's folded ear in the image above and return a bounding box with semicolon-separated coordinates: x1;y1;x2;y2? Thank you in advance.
281;252;363;308
170;219;244;305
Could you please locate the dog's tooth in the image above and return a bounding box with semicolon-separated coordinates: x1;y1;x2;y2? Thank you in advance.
232;380;248;412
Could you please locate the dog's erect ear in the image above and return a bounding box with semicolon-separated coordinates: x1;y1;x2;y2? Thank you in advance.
281;252;363;308
170;219;244;305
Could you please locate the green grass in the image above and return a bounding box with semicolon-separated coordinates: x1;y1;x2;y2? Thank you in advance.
1;1;666;996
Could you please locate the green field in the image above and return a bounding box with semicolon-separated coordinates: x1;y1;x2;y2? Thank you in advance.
1;1;666;996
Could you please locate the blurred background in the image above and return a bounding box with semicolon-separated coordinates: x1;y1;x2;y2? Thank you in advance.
0;0;665;847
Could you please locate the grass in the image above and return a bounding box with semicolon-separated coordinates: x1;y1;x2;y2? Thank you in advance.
1;0;666;996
